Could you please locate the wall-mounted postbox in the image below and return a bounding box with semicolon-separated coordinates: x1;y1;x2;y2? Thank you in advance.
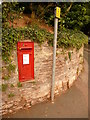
17;42;34;82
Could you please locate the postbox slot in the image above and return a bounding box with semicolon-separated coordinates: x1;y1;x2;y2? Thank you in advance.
21;47;32;50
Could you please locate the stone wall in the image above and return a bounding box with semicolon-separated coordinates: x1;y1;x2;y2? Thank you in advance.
2;41;84;116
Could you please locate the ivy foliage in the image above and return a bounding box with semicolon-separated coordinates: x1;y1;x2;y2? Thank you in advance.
59;3;90;31
57;29;88;49
2;2;24;23
2;25;20;62
2;24;88;63
2;2;88;63
21;2;90;33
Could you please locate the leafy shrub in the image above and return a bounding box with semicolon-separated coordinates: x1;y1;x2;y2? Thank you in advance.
57;29;88;50
68;52;71;61
8;93;15;98
2;84;8;92
3;75;10;80
2;3;24;23
2;25;20;63
10;84;14;87
65;56;68;61
7;64;16;73
2;25;88;63
17;82;22;87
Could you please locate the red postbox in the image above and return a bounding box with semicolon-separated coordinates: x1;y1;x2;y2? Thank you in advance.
17;42;34;82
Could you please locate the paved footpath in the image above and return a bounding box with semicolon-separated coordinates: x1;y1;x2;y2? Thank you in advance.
4;48;88;118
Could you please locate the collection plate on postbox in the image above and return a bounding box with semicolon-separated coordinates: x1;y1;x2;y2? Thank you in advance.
17;42;34;82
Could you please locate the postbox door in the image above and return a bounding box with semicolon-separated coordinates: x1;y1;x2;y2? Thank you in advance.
17;42;34;82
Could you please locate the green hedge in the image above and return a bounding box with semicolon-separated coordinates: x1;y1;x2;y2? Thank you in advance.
2;24;88;63
57;29;88;49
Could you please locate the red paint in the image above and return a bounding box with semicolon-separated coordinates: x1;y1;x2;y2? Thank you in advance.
17;42;34;82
